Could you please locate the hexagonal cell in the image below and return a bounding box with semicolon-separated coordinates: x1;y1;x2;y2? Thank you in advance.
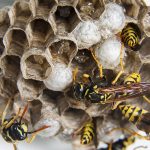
97;116;123;143
1;55;20;79
71;49;97;75
4;28;29;57
77;0;105;20
0;7;10;37
26;18;54;47
0;76;18;99
141;10;150;37
140;63;150;82
50;5;80;34
29;100;42;125
21;48;52;81
139;37;150;62
17;74;45;100
0;38;5;56
48;39;77;65
33;0;57;17
41;89;63;102
9;0;32;29
115;0;141;19
124;51;142;74
61;107;91;129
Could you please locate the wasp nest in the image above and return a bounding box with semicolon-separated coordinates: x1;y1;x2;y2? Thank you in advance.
0;0;150;150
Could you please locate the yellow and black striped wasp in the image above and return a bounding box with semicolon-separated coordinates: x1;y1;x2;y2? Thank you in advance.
121;23;142;51
72;67;112;104
1;98;50;150
117;104;150;134
72;118;97;146
73;64;150;106
80;121;95;145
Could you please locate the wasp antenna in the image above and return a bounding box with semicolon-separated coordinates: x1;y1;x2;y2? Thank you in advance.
27;125;50;134
19;104;28;123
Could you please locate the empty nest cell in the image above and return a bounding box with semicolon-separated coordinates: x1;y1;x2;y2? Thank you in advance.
140;63;150;82
61;107;91;129
0;8;10;37
49;39;77;64
0;76;18;99
1;55;20;79
22;50;52;81
17;75;45;100
115;0;141;19
34;0;57;16
77;0;105;20
141;10;150;37
10;1;32;28
72;49;97;74
52;5;80;34
139;37;150;61
4;29;29;56
29;100;42;125
27;18;53;47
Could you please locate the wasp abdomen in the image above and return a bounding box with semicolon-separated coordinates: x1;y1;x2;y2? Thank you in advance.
119;105;148;124
81;122;95;145
121;23;141;51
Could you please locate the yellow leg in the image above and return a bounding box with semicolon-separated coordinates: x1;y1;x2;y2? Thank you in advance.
26;133;37;143
90;48;103;78
19;104;28;123
73;67;78;82
26;125;50;143
2;99;12;125
108;141;112;150
107;127;150;140
5;108;21;129
143;95;150;104
13;144;17;150
112;43;124;85
111;101;122;110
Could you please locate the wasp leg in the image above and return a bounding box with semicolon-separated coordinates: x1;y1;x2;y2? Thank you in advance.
112;43;124;85
111;101;122;110
143;96;150;104
19;104;28;123
5;108;21;129
108;141;112;150
73;67;79;82
90;48;103;78
26;125;50;143
82;73;93;84
13;144;17;150
2;99;12;125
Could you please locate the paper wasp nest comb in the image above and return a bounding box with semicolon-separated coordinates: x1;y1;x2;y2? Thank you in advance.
0;0;150;149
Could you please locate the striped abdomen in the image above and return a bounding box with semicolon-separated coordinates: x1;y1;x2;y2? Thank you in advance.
121;25;140;49
81;122;95;145
119;105;148;124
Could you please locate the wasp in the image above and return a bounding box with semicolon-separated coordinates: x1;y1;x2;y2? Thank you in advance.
73;66;150;105
80;121;95;145
98;136;135;150
73;67;112;104
1;98;50;150
121;23;141;51
118;104;150;134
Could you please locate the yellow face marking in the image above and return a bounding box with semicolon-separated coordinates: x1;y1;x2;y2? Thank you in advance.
21;123;28;132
